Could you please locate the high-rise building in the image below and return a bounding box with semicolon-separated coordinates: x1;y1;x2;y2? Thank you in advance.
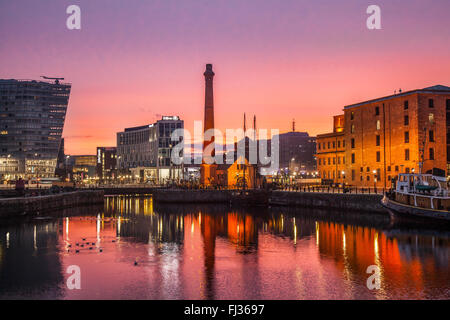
276;131;317;174
96;147;117;180
317;85;450;187
0;78;71;180
116;116;183;183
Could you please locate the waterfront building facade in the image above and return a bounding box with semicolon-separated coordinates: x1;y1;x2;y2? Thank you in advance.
316;115;346;183
96;147;117;180
116;116;183;183
0;78;71;180
317;85;450;188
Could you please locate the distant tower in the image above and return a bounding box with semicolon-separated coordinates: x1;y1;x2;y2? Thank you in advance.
200;64;217;186
292;119;296;132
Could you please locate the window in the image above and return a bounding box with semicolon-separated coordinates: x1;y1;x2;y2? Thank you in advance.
376;135;380;146
328;158;331;165
404;131;409;143
360;167;363;172
429;113;434;124
366;167;370;172
343;140;346;147
375;106;380;116
404;101;409;110
367;176;370;182
404;115;409;126
318;144;321;150
395;166;399;172
429;99;434;108
337;141;341;148
351;124;355;133
323;142;326;150
318;158;321;165
332;141;335;148
447;99;450;111
387;166;391;172
350;112;354;120
376;120;381;130
429;130;434;142
376;151;381;162
405;149;410;161
333;157;336;165
351;170;355;181
351;153;355;163
429;148;434;160
328;142;331;149
351;138;355;148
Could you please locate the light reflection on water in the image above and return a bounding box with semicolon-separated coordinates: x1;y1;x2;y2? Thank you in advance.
0;195;448;300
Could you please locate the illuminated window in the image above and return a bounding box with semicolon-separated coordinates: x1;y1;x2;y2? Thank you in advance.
429;113;434;124
376;120;381;130
350;112;354;120
351;124;355;133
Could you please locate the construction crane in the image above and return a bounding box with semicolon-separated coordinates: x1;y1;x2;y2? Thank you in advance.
40;76;64;84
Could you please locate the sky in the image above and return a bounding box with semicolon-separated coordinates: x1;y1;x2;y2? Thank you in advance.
1;0;449;155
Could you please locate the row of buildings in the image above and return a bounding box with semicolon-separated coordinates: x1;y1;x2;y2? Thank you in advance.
1;75;448;188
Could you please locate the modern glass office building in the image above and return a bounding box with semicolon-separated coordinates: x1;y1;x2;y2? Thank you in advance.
117;116;183;183
0;78;71;180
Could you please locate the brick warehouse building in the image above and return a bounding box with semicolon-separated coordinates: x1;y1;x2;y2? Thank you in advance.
317;85;450;188
317;115;345;183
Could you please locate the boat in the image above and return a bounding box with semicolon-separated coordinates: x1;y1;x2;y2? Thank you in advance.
381;173;450;222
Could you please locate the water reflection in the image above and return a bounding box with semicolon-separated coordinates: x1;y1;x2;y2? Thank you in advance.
0;196;448;300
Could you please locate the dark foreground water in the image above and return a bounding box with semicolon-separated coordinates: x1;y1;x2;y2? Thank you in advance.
0;196;449;300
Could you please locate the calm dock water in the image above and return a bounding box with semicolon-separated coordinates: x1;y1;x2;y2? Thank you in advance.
0;196;448;300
